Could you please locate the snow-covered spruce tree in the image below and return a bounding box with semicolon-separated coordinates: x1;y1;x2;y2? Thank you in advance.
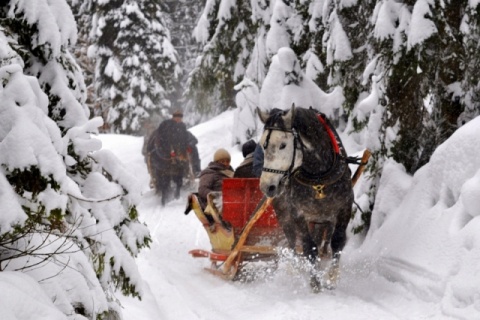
92;0;180;135
161;0;205;125
458;2;480;126
0;1;150;319
265;0;309;59
244;0;271;86
232;77;261;145
67;0;97;118
163;0;204;90
398;0;466;173
322;0;375;127
164;0;204;73
259;47;343;116
346;0;414;234
348;0;479;234
302;0;330;91
187;0;258;116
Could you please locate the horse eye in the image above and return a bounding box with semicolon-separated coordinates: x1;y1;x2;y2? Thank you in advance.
279;143;287;150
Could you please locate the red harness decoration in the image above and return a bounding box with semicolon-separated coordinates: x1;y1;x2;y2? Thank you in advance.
316;114;340;154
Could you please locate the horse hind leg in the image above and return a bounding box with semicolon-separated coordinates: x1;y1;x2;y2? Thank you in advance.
174;175;183;199
161;188;168;206
160;179;171;206
291;218;324;293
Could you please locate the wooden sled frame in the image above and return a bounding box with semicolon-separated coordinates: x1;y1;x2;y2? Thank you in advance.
188;149;371;280
188;192;277;279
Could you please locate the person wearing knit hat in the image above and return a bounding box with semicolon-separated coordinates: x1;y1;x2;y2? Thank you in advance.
213;148;231;162
197;148;234;209
172;109;183;120
234;140;257;178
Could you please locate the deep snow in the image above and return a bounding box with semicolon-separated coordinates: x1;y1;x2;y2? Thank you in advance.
97;110;480;320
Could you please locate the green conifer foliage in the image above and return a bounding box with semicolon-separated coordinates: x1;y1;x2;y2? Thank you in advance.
187;0;257;115
461;2;480;122
0;1;150;318
92;0;179;134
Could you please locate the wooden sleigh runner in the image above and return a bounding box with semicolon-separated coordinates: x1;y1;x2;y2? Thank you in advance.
186;149;371;280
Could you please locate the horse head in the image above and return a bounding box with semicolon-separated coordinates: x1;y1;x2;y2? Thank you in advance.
257;104;303;197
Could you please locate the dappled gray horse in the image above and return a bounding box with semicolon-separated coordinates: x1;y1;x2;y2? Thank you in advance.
257;105;353;291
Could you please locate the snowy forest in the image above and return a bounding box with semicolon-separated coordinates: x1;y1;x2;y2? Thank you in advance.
1;0;480;319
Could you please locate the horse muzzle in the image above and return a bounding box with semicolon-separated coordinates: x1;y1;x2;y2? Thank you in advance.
260;181;282;198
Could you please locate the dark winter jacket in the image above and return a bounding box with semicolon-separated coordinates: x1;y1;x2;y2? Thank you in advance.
234;154;255;178
198;161;234;208
187;131;201;175
148;119;189;160
252;144;264;177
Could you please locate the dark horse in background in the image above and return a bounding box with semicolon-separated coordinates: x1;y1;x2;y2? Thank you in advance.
147;120;190;206
257;105;353;292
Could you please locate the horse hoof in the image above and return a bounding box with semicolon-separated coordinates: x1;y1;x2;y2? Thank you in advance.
322;264;340;290
310;277;322;293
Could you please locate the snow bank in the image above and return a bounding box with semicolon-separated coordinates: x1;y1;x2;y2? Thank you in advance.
353;116;480;318
0;272;67;320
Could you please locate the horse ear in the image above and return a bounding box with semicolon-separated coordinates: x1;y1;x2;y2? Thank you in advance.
256;107;270;124
282;103;296;129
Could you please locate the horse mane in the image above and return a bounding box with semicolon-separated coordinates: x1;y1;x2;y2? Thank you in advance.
292;108;335;174
291;108;326;141
263;107;327;140
263;108;285;130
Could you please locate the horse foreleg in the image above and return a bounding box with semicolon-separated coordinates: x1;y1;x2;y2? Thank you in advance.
286;215;324;292
291;214;317;264
325;220;348;289
310;222;333;260
302;232;324;292
272;199;297;251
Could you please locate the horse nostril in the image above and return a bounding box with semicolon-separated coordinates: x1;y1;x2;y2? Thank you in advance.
268;185;276;194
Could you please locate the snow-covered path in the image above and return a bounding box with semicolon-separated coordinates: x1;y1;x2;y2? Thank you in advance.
98;111;465;320
114;194;449;320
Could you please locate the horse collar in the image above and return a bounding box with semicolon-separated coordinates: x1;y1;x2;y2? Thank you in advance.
315;113;341;155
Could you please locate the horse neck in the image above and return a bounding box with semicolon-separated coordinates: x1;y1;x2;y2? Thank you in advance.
298;127;335;176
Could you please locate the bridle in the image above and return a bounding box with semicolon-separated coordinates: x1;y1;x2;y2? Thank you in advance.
261;126;303;180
